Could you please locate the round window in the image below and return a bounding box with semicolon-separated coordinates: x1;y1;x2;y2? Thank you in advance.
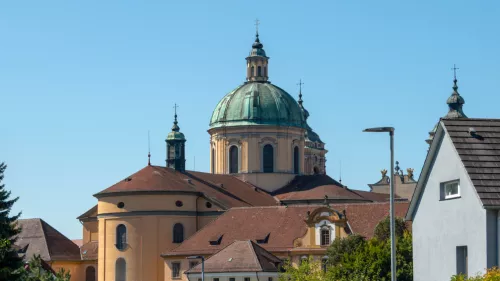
175;200;183;207
206;202;212;208
117;202;125;208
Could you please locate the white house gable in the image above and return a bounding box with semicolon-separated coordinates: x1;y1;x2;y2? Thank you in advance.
411;123;487;281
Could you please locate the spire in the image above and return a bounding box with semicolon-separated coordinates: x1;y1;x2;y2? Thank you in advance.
297;79;304;106
445;65;467;118
148;130;151;166
297;79;309;120
172;103;180;132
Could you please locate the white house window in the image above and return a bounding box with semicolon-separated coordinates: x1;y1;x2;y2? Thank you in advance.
443;181;460;199
456;246;468;277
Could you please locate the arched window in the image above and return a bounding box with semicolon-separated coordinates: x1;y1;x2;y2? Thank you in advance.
313;166;320;175
263;144;274;173
211;148;215;174
320;227;331;246
116;224;126;250
173;223;184;243
251;66;255;77
257;66;262;76
85;266;96;281
115;258;126;281
293;146;299;174
264;66;267;77
229;146;238;173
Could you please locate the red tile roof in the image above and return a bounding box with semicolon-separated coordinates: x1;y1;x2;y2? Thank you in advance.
16;219;81;262
186;240;281;274
163;202;409;257
95;165;278;208
273;175;369;202
80;241;98;260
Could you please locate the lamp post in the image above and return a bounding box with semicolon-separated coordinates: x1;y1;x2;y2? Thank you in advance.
187;256;205;281
363;126;396;281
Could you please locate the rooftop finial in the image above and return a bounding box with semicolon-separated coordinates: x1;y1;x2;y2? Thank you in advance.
148;130;151;166
172;103;180;132
452;64;459;81
445;64;467;118
255;18;260;38
297;79;304;106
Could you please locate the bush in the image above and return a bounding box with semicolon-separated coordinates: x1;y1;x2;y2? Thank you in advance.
373;216;407;241
450;267;500;281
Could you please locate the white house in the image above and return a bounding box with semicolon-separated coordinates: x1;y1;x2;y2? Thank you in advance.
407;118;500;281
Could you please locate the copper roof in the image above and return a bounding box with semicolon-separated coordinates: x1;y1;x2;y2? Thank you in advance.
272;175;369;202
186;240;281;274
163;202;409;257
16;219;81;262
95;165;278;208
443;118;500;206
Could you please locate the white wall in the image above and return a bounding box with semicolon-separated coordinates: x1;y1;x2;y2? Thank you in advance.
413;131;487;281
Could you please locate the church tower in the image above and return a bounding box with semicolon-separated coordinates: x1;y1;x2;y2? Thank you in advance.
166;105;186;171
426;68;468;145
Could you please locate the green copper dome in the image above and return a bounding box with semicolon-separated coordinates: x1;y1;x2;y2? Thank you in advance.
210;82;306;129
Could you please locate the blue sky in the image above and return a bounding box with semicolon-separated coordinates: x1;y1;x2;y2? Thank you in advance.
1;1;499;239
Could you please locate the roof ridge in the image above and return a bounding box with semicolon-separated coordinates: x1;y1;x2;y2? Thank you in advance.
38;219;53;261
246;240;263;271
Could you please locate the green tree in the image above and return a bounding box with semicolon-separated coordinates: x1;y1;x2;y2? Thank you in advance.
326;217;413;281
327;234;365;266
0;162;23;280
373;216;407;241
18;255;71;281
278;257;326;281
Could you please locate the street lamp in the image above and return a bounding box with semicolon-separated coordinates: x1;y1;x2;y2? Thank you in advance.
363;126;396;281
187;256;205;281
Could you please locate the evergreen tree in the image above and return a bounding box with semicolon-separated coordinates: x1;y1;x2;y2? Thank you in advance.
0;162;23;280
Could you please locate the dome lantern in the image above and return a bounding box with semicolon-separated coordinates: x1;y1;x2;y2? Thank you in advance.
246;21;269;83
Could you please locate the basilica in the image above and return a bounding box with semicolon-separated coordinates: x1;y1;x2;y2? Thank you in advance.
17;27;478;281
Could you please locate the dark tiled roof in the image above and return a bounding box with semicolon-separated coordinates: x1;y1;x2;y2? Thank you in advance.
350;190;392;202
443;118;500;206
272;175;369;202
186;240;281;274
163;202;409;257
95;165;277;208
16;219;81;262
80;241;98;260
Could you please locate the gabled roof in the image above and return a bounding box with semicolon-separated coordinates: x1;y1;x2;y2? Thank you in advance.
272;175;370;203
444;118;500;206
407;118;500;220
16;219;81;262
163;202;409;257
186;240;281;274
77;205;97;221
94;165;278;208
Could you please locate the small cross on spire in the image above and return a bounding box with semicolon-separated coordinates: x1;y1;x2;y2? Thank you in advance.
255;19;260;36
451;64;459;80
297;79;304;104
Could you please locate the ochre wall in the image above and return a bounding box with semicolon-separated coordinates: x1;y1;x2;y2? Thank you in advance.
50;261;97;281
83;221;98;243
97;193;219;281
208;126;305;191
